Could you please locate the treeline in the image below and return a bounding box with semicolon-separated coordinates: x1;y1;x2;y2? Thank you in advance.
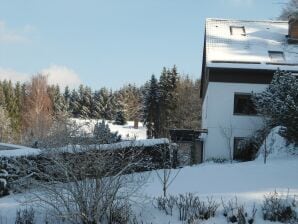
0;65;201;144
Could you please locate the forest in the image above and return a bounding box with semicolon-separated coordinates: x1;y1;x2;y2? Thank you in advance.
0;65;201;145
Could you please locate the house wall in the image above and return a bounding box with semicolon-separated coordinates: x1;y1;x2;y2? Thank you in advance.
201;82;267;160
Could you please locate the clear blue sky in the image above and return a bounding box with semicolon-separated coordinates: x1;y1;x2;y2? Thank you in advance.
0;0;284;89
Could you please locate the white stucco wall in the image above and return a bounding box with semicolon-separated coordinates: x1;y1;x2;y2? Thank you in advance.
201;82;268;160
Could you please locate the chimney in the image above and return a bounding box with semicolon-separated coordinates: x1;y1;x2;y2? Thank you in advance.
288;13;298;43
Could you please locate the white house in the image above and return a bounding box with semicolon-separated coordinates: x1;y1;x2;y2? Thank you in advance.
200;17;298;161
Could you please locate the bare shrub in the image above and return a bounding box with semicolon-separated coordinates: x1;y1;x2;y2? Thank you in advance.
222;197;257;224
262;191;297;223
29;148;148;224
15;207;35;224
155;193;219;222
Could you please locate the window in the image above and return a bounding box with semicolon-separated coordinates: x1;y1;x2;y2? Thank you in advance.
234;93;257;115
230;26;246;36
268;51;285;63
233;137;247;161
233;137;257;161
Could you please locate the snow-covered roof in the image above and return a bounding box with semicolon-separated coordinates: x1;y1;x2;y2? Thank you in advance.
0;143;40;158
205;18;298;70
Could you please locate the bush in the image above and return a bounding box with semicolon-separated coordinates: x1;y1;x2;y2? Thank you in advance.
262;191;297;223
15;207;35;224
107;200;131;224
155;193;219;222
222;197;257;224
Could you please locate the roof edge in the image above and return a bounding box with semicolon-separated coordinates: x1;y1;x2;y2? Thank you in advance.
205;18;287;23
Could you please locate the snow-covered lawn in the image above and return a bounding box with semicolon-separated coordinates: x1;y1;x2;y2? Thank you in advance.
1;156;297;223
71;118;147;140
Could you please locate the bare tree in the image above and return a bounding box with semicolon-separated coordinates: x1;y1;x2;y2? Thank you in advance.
220;122;234;163
279;0;298;20
0;106;13;142
155;144;181;197
22;74;53;145
27;140;148;223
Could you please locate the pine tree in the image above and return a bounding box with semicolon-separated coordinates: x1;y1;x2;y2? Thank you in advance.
70;89;80;118
157;66;179;137
97;88;116;120
63;86;71;113
48;85;67;115
115;84;141;122
142;75;159;138
93;120;121;144
114;110;127;125
172;75;201;129
0;82;5;107
78;85;92;118
253;70;298;144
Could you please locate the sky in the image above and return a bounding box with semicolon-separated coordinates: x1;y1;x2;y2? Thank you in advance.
0;0;285;90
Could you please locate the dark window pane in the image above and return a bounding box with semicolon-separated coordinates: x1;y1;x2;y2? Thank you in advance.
234;94;257;115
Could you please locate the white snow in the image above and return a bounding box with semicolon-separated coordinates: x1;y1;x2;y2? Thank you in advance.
98;138;169;150
0;143;40;158
0;129;297;223
205;18;298;70
60;138;169;153
70;118;147;140
256;126;298;161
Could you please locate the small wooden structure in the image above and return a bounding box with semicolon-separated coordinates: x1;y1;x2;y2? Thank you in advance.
169;129;207;165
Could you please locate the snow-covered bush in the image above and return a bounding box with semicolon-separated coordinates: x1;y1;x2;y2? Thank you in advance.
15;207;35;224
93;120;121;144
221;197;257;224
262;191;297;223
114;110;127;125
253;70;298;145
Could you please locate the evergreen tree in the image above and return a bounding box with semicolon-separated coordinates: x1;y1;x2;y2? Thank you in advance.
97;88;116;120
91;90;102;119
63;86;71;112
93;120;121;144
114;110;127;125
78;85;92;118
142;75;159;138
0;82;5;107
48;85;67;115
70;89;80;118
253;70;298;144
115;84;141;122
172;76;201;129
157;66;179;137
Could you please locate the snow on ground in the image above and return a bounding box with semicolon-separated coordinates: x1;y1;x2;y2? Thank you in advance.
0;128;297;223
0;143;40;157
71;118;147;140
256;126;298;161
1;156;297;223
133;157;298;224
